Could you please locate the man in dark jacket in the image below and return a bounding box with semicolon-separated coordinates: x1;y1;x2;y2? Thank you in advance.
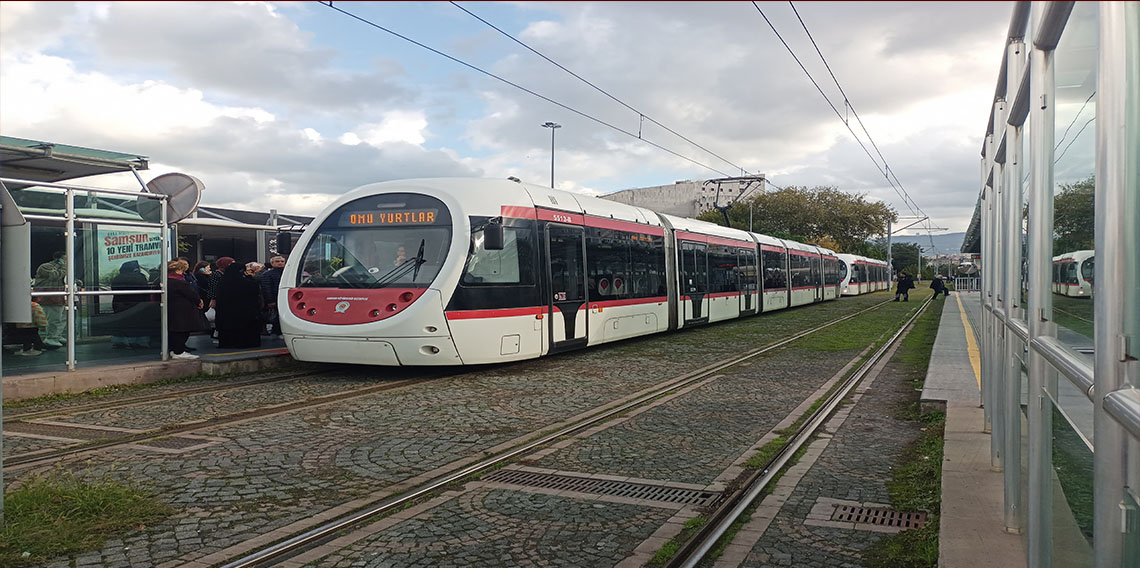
930;275;950;298
895;271;915;302
257;256;285;336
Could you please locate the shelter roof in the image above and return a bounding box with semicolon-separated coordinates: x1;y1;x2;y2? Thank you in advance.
0;135;148;187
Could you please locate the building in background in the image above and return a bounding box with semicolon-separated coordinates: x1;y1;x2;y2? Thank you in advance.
602;175;766;217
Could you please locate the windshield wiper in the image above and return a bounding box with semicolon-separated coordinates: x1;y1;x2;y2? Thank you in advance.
411;239;426;280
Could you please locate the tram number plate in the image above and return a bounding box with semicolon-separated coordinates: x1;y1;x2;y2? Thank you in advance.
555;292;567;301
551;214;572;223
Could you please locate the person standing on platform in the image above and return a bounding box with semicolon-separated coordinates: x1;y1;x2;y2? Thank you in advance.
258;256;285;337
167;260;202;360
894;271;915;302
208;257;234;311
7;299;52;356
215;259;263;348
33;251;68;347
110;260;152;348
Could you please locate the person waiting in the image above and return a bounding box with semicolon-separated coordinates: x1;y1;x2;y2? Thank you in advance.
167;260;203;360
6;299;54;356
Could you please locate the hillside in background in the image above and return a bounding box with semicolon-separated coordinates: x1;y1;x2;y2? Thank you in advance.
890;232;967;255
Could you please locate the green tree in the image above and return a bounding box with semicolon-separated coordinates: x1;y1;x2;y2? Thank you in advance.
696;186;897;252
1054;176;1094;254
867;239;923;275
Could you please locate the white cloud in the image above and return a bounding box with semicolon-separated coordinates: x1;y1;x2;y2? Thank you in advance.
0;1;1013;234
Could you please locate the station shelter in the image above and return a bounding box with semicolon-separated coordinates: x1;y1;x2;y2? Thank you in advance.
0;136;309;376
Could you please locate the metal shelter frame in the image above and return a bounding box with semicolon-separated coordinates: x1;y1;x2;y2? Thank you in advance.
977;2;1139;565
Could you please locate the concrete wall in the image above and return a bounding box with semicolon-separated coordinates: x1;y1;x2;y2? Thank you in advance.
600;177;765;218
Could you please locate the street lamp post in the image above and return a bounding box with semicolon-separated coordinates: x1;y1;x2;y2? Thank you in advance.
542;121;561;188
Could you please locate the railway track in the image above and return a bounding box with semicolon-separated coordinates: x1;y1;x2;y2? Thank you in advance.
666;295;933;568
216;298;901;568
3;366;341;424
3;368;441;470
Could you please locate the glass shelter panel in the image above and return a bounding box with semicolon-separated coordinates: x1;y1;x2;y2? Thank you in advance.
1050;2;1098;345
1049;402;1095;567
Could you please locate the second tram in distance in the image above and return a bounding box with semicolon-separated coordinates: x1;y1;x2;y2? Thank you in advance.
1052;250;1094;297
280;178;882;366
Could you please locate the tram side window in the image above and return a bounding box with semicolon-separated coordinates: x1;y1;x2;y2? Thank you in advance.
462;226;536;286
585;228;631;299
738;250;758;293
629;234;667;298
789;254;811;288
680;242;708;294
708;244;740;294
809;256;821;287
762;250;787;290
824;259;839;285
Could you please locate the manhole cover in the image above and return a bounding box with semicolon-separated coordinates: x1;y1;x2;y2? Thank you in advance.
831;505;927;529
483;470;718;506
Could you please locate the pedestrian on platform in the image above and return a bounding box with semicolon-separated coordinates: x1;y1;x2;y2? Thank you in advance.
33;251;68;347
110;260;152;348
215;259;263;348
167;260;203;360
208;257;234;311
6;299;53;356
258;255;285;336
894;271;914;302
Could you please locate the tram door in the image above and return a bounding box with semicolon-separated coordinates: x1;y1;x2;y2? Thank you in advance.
813;256;824;302
680;242;709;325
546;225;589;352
739;249;756;313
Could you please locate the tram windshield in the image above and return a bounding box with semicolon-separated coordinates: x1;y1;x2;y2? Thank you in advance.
296;193;452;289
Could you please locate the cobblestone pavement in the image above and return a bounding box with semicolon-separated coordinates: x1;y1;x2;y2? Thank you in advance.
12;293;894;566
528;346;859;485
735;335;928;567
318;488;675;567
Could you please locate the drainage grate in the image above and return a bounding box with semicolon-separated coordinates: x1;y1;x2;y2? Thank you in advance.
3;422;121;441
831;505;927;529
483;470;719;506
134;436;212;450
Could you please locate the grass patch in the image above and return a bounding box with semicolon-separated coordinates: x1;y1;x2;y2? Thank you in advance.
1052;294;1093;340
0;471;173;567
648;517;707;567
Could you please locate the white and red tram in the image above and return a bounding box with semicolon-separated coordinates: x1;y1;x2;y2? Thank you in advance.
280;178;847;366
1052;250;1094;297
837;253;889;296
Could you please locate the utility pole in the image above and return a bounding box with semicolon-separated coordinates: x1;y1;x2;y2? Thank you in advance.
541;122;561;188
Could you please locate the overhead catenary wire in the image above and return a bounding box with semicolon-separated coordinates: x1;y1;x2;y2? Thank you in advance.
449;1;752;178
319;1;736;178
765;1;945;257
752;2;917;218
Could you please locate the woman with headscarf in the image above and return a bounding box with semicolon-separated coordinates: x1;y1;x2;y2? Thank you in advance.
215;258;263;348
167;260;203;359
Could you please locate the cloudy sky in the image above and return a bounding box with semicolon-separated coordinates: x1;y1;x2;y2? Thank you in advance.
1;1;1012;236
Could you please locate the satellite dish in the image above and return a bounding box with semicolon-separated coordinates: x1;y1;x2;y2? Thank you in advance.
136;173;204;223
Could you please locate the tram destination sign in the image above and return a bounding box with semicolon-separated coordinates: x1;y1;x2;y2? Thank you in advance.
340;208;438;227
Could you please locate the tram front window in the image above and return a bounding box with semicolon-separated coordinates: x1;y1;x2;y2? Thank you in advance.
298;227;451;288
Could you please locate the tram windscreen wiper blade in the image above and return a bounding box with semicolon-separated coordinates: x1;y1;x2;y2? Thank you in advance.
374;242;427;288
411;239;426;281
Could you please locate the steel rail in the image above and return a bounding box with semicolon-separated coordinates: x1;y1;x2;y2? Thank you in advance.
666;296;933;568
219;297;898;568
